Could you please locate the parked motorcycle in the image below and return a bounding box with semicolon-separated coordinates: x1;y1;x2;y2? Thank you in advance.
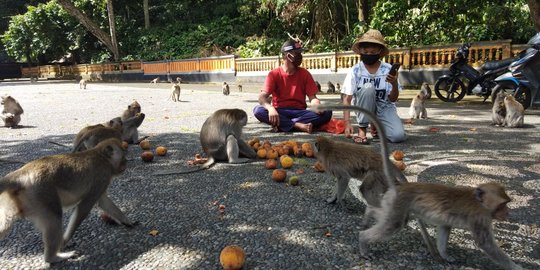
491;32;540;109
434;43;516;102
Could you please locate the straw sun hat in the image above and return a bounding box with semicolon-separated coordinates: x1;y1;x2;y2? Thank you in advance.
351;29;389;57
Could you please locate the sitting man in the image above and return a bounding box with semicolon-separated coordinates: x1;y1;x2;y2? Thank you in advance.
253;39;332;133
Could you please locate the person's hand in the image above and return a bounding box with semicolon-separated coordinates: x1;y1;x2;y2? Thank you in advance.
310;99;323;114
386;73;398;87
268;107;280;127
344;122;354;138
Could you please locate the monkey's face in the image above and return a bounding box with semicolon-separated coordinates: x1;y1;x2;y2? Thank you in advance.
493;203;509;221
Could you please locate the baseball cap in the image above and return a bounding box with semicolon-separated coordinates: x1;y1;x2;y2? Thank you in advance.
281;39;304;53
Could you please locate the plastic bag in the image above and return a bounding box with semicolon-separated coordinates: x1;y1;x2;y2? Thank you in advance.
317;118;346;134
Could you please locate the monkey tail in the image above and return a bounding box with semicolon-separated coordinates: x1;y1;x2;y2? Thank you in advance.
310;104;396;190
153;157;216;176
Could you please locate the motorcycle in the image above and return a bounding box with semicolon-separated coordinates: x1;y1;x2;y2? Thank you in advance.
491;32;540;109
434;43;516;102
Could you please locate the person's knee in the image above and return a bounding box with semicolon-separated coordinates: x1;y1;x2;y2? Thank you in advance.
253;105;267;120
387;130;407;143
321;110;333;122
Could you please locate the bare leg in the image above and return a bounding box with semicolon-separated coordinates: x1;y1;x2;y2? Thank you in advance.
436;225;454;262
293;122;313;133
226;135;250;163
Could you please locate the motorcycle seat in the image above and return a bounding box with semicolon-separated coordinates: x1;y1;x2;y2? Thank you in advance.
481;57;517;70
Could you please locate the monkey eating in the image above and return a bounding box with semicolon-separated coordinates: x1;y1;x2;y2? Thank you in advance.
170;83;181;102
222;82;230;96
72;117;123;152
0;138;136;263
409;85;429;119
503;95;524;128
79;79;87;89
357;181;522;269
1;95;24;128
120;101;146;144
154;108;256;175
492;91;506;126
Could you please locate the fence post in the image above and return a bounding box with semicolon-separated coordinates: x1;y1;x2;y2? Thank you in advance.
501;40;512;59
331;51;337;72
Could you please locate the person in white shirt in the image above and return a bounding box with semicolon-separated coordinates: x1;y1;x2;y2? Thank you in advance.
341;29;406;144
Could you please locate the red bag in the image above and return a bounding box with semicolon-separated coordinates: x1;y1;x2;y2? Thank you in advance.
317;118;346;134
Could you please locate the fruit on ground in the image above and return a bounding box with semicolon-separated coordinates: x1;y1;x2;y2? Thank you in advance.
271;169;287;182
156;146;168;156
141;151;154;162
219;245;246;270
139;140;151;150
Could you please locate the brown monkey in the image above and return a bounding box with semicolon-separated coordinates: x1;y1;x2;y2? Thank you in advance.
327;81;336;94
1;95;24;128
154;108;256;175
315;81;322;92
492;91;506;126
311;104;437;257
357;182;522;269
336;82;341;93
238;84;243;92
504;95;524;128
409;86;429;119
0;138;136;263
79;79;87;89
314;136;407;227
421;82;432;99
222;82;230;96
170;83;181;102
120;101;145;144
72;117;123;152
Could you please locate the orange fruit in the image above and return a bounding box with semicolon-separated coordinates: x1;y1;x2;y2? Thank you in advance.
141;151;154;162
304;148;314;158
121;141;129;150
219;245;246;270
392;150;405;161
252;142;260;149
139;140;151;150
155;146;167;156
256;148;267;159
393;160;407;171
301;142;312;153
266;149;278;159
280;155;294;169
271;169;287;182
265;159;277;169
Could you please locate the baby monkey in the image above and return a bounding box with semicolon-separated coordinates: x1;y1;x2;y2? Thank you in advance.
409;83;429;119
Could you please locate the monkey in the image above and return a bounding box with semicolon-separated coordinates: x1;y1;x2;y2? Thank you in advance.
154;109;256;176
356;182;522;270
409;86;429;119
421;82;432;99
492;91;506;126
222;82;230;96
238;84;243;92
310;104;438;258
170;83;181;102
0;138;136;263
327;81;336;94
176;77;182;83
1;95;24;128
503;95;524;128
314;136;408;227
120;101;146;144
336;82;341;93
79;79;87;89
72;117;123;152
150;77;159;84
315;81;322;93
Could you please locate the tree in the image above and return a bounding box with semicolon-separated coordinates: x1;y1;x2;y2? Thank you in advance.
143;0;149;29
528;0;540;31
56;0;119;61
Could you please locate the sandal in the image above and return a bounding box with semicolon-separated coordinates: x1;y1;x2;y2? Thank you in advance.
353;136;370;145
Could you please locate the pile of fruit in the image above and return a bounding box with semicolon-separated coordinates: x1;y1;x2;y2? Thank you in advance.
135;139;168;162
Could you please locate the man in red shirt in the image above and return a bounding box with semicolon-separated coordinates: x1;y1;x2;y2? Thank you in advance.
253;39;332;133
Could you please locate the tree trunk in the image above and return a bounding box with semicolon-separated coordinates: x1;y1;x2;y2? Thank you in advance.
144;0;150;29
528;0;540;31
56;0;120;61
106;0;120;61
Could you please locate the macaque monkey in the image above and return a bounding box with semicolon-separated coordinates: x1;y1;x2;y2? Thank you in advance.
176;77;182;84
409;86;429;119
238;84;243;92
170;83;181;102
1;95;24;128
120;101;146;144
0;138;136;263
314;136;407;226
72;117;123;152
222;82;230;96
150;77;160;84
79;79;87;89
327;81;336;94
315;81;322;93
492;91;506;126
357;182;522;269
155;108;256;175
336;83;341;93
503;95;524;128
421;82;432;99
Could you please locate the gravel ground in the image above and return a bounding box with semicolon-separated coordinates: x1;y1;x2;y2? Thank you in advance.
0;80;539;270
